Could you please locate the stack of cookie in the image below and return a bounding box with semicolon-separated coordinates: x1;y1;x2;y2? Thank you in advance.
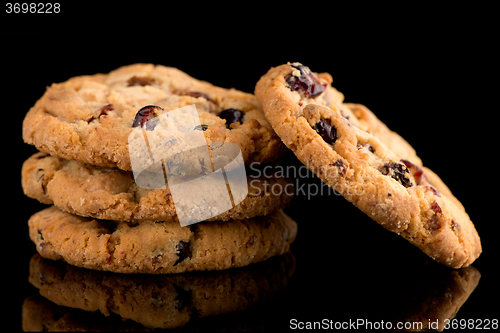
22;62;482;274
21;64;297;274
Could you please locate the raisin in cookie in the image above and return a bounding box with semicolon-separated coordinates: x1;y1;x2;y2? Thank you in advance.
22;152;293;223
23;64;286;172
28;206;297;274
255;62;480;268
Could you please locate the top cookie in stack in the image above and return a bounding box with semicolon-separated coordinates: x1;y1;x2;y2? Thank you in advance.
23;63;285;170
21;64;297;274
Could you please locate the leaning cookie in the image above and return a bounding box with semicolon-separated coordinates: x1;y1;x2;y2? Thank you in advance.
255;62;480;268
22;152;293;222
23;64;286;172
28;206;298;274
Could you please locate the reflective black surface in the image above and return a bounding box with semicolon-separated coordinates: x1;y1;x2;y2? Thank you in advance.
5;13;498;331
10;173;498;331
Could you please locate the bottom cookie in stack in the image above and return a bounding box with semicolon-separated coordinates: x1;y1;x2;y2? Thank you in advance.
28;206;297;274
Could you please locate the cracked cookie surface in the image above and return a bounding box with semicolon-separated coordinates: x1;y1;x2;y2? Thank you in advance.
255;62;481;268
22;152;294;222
22;64;286;172
28;206;297;274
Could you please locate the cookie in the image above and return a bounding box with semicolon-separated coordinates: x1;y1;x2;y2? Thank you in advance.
27;252;295;329
28;206;298;274
255;62;481;268
22;152;294;223
23;64;286;172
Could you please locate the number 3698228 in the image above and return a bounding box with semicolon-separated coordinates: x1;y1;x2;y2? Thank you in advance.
6;3;60;13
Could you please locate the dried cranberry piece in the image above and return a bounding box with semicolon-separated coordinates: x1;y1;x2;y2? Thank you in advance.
430;200;443;215
36;168;47;193
313;118;337;144
425;185;441;197
286;63;327;98
451;219;460;235
127;76;155;86
173;240;192;266
380;162;413;188
194;124;209;131
37;230;46;251
427;201;443;232
132;105;164;130
86;104;114;123
357;143;375;153
332;160;346;176
219;109;244;129
401;159;429;186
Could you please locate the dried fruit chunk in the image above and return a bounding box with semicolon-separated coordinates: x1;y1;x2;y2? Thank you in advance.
218;108;244;128
86;104;114;123
427;201;443;232
173;240;192;266
380;162;413;188
313;118;337;144
127;76;155;86
451;219;460;235
132;105;164;129
286;63;327;98
401;159;429;185
357;143;375;153
332;160;346;176
36;168;47;194
194;124;209;131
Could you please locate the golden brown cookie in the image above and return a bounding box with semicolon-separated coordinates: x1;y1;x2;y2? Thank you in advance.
28;206;297;274
22;152;294;223
23;64;286;172
255;62;480;268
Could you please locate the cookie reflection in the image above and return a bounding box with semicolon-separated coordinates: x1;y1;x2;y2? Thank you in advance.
389;262;480;332
24;252;295;331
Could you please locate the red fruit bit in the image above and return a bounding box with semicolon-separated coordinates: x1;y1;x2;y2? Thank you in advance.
286;63;327;98
132;105;164;129
401;159;430;186
127;76;155;86
86;104;114;123
313;118;337;145
37;230;46;251
356;143;375;153
380;162;413;188
427;201;443;232
424;185;441;197
332;160;346;176
431;200;443;215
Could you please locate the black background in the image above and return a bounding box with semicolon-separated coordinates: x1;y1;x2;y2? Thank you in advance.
3;3;498;331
